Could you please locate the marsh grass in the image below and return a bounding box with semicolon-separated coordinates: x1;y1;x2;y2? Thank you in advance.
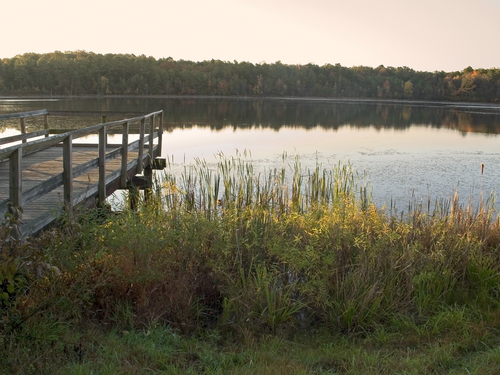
2;154;500;373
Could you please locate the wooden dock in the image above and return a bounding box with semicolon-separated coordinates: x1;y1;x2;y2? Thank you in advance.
0;109;165;239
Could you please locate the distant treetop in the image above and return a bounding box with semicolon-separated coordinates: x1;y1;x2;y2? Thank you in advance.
1;51;499;102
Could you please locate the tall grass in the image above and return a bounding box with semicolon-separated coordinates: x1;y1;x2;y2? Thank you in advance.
2;154;500;372
170;153;363;217
155;154;500;332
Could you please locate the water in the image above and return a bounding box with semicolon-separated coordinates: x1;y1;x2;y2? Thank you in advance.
2;96;500;213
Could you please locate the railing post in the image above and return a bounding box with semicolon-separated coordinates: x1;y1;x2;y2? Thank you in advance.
63;134;73;214
98;125;107;204
137;118;145;174
158;111;163;157
20;118;27;143
121;121;129;189
149;115;155;159
9;147;22;214
44;114;49;138
101;116;108;147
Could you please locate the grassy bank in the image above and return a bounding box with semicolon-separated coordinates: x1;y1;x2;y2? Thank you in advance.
2;156;500;374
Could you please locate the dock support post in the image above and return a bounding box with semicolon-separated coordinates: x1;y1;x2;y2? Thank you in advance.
98;126;107;204
63;134;73;215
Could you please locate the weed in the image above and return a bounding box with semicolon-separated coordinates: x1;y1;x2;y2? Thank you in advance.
2;154;500;373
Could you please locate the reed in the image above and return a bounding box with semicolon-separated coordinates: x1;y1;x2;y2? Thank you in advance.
3;154;500;373
150;154;500;332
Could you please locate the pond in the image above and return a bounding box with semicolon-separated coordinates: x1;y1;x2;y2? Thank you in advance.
2;96;500;214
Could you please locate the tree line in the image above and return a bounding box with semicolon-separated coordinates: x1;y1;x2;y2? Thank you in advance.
1;51;499;102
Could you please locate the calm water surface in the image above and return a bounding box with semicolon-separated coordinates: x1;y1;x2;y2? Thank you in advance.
2;97;500;213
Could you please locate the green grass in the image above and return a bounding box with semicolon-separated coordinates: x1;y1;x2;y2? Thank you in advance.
2;154;500;373
5;323;500;374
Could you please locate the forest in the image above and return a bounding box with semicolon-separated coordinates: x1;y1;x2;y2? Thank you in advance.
1;50;500;102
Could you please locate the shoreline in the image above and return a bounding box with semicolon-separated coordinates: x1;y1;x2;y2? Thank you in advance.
1;94;500;110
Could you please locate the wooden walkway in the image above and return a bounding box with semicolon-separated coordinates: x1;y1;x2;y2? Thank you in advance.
0;109;164;239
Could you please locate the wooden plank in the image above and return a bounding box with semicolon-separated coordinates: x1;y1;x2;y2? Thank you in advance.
23;173;64;207
71;123;106;140
48;110;145;117
0;143;145;199
0;134;66;160
22;134;67;156
1;110;164;160
1;127;99;160
72;142;137;179
0;109;164;238
0;109;161;122
21;210;60;239
1;145;156;232
103;152;151;198
70;120;131;140
51;128;146;135
0;129;51;146
74;157;142;206
0;109;48;120
41;144;138;199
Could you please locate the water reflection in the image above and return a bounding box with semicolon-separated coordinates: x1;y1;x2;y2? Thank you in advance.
2;97;500;134
1;97;500;213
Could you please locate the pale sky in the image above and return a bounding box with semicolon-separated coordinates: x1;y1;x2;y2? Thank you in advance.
2;0;499;72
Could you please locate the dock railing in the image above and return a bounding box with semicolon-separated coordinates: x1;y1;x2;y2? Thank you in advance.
0;109;164;238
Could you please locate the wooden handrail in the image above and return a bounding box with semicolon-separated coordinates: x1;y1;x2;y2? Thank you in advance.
0;110;163;160
0;129;51;146
0;109;164;238
0;109;50;144
0;109;48;120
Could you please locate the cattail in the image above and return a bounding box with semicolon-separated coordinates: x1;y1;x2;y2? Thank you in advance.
481;163;484;175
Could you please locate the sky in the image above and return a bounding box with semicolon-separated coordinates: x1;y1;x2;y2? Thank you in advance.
1;0;499;72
